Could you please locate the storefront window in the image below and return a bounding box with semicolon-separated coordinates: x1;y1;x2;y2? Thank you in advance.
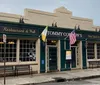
20;40;36;61
97;43;100;59
0;39;16;62
87;42;95;59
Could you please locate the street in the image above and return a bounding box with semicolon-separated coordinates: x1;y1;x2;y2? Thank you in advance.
37;78;100;85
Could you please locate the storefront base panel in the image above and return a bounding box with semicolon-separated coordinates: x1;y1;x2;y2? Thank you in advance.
61;68;71;71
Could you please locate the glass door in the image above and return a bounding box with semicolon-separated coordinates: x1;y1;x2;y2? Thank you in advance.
47;46;57;71
71;46;78;68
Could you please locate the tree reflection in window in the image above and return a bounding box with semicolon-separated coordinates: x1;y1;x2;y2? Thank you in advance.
20;40;36;61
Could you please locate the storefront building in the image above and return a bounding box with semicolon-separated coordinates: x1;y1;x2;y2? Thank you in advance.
0;7;100;73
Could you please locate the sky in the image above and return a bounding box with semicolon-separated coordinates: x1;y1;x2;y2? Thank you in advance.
0;0;100;26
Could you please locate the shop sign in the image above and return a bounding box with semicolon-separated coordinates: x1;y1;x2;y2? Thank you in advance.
47;30;100;40
0;26;37;34
47;31;82;38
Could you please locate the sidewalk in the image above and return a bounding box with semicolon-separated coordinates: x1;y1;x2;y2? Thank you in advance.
0;68;100;85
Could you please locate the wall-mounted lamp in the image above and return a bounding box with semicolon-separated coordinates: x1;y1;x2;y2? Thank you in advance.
95;28;97;32
95;28;100;32
52;21;57;27
8;41;15;44
0;41;15;44
77;25;80;30
74;24;80;30
51;40;57;43
99;29;100;32
19;16;24;24
0;42;4;44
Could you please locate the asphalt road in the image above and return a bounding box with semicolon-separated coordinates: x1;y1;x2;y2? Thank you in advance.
37;78;100;85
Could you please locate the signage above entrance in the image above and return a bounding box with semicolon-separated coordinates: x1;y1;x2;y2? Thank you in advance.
0;26;38;35
47;31;82;38
0;25;100;40
47;30;100;40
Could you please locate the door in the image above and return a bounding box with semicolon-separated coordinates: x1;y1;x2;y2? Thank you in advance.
71;46;78;68
47;46;57;71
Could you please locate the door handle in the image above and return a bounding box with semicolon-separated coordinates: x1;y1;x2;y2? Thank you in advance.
49;58;52;60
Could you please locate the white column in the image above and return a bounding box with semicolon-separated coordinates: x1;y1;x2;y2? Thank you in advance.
86;42;88;68
36;39;40;73
45;44;47;73
95;43;97;59
80;41;83;69
57;40;61;71
16;39;20;62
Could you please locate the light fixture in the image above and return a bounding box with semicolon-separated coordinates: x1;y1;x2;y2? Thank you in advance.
8;41;15;44
51;40;57;43
0;42;4;44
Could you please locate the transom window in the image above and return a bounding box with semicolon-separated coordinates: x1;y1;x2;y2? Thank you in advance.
20;40;36;61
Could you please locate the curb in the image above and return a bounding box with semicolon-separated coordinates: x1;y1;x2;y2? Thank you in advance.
34;80;56;84
18;79;55;85
33;75;100;84
17;75;100;85
65;75;100;81
38;75;100;83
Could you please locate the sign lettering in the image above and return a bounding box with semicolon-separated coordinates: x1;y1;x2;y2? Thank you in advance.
47;31;82;38
3;27;36;33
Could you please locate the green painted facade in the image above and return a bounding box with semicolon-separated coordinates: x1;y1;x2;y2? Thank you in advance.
40;39;45;73
82;41;87;69
65;40;71;70
60;40;66;71
60;39;71;71
0;20;100;72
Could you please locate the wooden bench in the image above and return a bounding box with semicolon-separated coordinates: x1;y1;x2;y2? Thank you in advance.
97;61;100;68
0;66;15;76
15;65;32;76
0;63;38;76
88;61;100;68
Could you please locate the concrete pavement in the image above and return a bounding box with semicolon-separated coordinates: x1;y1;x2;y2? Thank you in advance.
0;68;100;85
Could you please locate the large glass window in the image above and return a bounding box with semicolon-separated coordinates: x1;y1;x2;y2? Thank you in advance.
0;39;16;62
97;43;100;59
87;42;95;59
20;40;36;62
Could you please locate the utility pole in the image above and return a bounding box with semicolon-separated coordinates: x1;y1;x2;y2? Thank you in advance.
4;42;6;85
3;34;7;85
